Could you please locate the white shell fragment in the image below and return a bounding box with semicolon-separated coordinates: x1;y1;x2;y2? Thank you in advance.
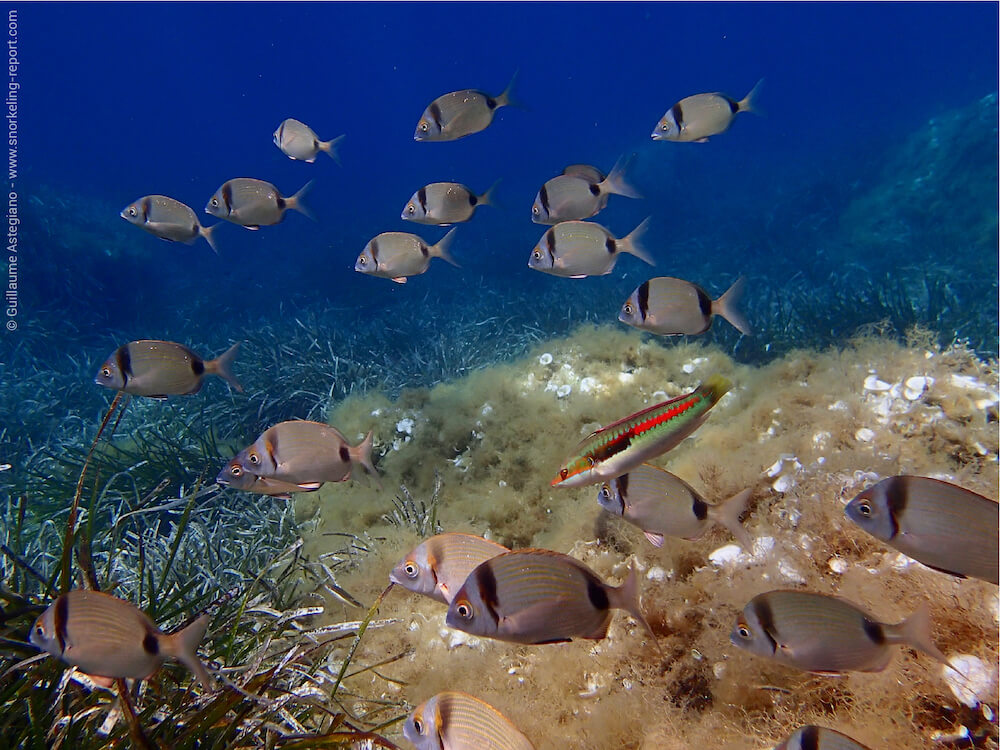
556;384;572;398
903;375;934;400
538;352;553;366
396;417;415;435
863;375;892;392
828;557;848;574
943;655;997;708
855;427;876;442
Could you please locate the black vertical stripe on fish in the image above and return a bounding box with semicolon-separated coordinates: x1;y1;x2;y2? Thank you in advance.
370;238;380;268
618;473;630;499
54;594;69;655
883;477;908;540
696;287;713;318
142;631;159;655
140;197;152;223
799;726;820;750
545;228;557;264
605;237;616;254
473;563;501;626
339;445;350;463
277;122;285;142
726;96;740;114
588;183;601;196
749;597;779;652
116;344;133;385
468;193;477;206
417;187;428;213
862;617;885;645
221;182;234;214
485;95;497;110
586;576;610;611
636;280;650;322
276;195;287;210
190;356;205;376
692;496;708;521
671;101;685;127
539;185;551;215
428;102;443;129
420;243;429;258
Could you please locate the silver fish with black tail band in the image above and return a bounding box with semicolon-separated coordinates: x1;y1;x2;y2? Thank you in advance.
404;691;535;750
652;79;763;143
401;180;498;225
730;590;952;674
531;154;640;225
390;532;510;604
273;118;344;163
414;71;518;142
775;725;872;750
205;178;313;229
528;217;653;278
845;475;999;584
94;340;242;398
121;195;220;253
619;276;752;336
355;228;458;283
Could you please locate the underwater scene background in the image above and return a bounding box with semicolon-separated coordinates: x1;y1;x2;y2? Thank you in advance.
1;2;998;748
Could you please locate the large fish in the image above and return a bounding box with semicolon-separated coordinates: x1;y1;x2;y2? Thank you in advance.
619;276;752;336
652;79;763;143
845;475;999;584
551;375;731;488
30;589;214;690
530;156;640;225
205;178;313;229
390;532;510;604
730;590;950;674
355;228;458;283
224;420;378;488
216;461;316;500
95;340;242;398
121;195;219;253
414;72;518;141
774;726;872;750
446;549;654;645
599;464;753;550
401;181;498;226
404;691;535;750
272;118;344;164
527;218;653;278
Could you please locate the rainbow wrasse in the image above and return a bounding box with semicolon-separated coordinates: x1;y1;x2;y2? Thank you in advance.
551;374;731;488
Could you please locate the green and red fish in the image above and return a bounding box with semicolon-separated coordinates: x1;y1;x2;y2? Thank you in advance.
551;375;731;488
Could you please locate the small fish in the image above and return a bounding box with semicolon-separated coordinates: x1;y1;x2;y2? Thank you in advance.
30;589;214;690
401;181;498;225
404;691;535;750
552;375;731;488
619;276;752;336
95;340;242;398
414;72;518;141
390;532;510;604
273;118;344;164
652;79;763;143
446;548;654;645
121;195;219;253
355;228;458;283
531;156;640;224
599;464;753;550
205;178;313;229
774;726;872;750
216;462;315;500
561;163;606;183
730;590;950;674
845;475;999;585
528;218;653;278
224;420;378;488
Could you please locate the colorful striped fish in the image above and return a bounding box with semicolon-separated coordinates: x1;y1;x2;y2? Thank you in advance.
551;375;731;488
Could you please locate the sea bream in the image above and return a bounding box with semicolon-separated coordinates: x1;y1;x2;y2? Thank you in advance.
401;181;498;226
552;375;732;488
94;340;242;398
730;590;951;674
531;155;640;225
390;532;510;604
120;195;219;253
222;419;379;489
652;79;763;143
598;464;753;550
216;462;316;500
355;228;458;283
205;178;313;229
775;726;872;750
272;118;344;163
446;549;654;645
30;589;214;690
619;276;753;336
845;475;999;584
404;691;535;750
528;218;653;278
414;72;518;141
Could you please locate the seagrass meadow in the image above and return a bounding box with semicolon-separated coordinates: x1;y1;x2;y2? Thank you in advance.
3;3;999;748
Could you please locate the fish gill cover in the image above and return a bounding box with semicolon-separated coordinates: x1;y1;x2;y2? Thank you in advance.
0;3;997;749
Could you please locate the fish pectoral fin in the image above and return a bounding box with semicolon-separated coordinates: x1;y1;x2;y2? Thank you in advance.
244;225;260;231
569;274;587;279
808;670;848;677
694;138;710;143
295;482;323;491
391;277;408;284
643;531;665;548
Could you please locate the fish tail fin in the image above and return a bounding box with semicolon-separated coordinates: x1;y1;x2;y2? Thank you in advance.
478;178;501;209
603;153;642;199
495;69;521;109
431;227;460;267
610;564;657;645
739;78;765;115
207;342;243;393
713;276;753;335
620;216;655;266
699;374;732;405
350;429;382;489
287;180;316;221
161;614;214;691
319;134;345;165
199;222;220;254
707;488;754;551
893;602;952;669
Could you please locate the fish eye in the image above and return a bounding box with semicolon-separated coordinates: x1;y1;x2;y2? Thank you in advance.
249;453;260;465
455;600;474;620
559;468;568;480
737;624;751;639
211;198;219;207
406;204;415;214
420;122;429;132
358;256;367;265
532;206;539;216
857;501;872;517
101;366;111;378
412;717;424;734
600;487;610;499
230;465;242;477
128;207;137;217
404;562;419;578
34;624;45;638
623;303;633;315
532;250;541;260
660;123;668;132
